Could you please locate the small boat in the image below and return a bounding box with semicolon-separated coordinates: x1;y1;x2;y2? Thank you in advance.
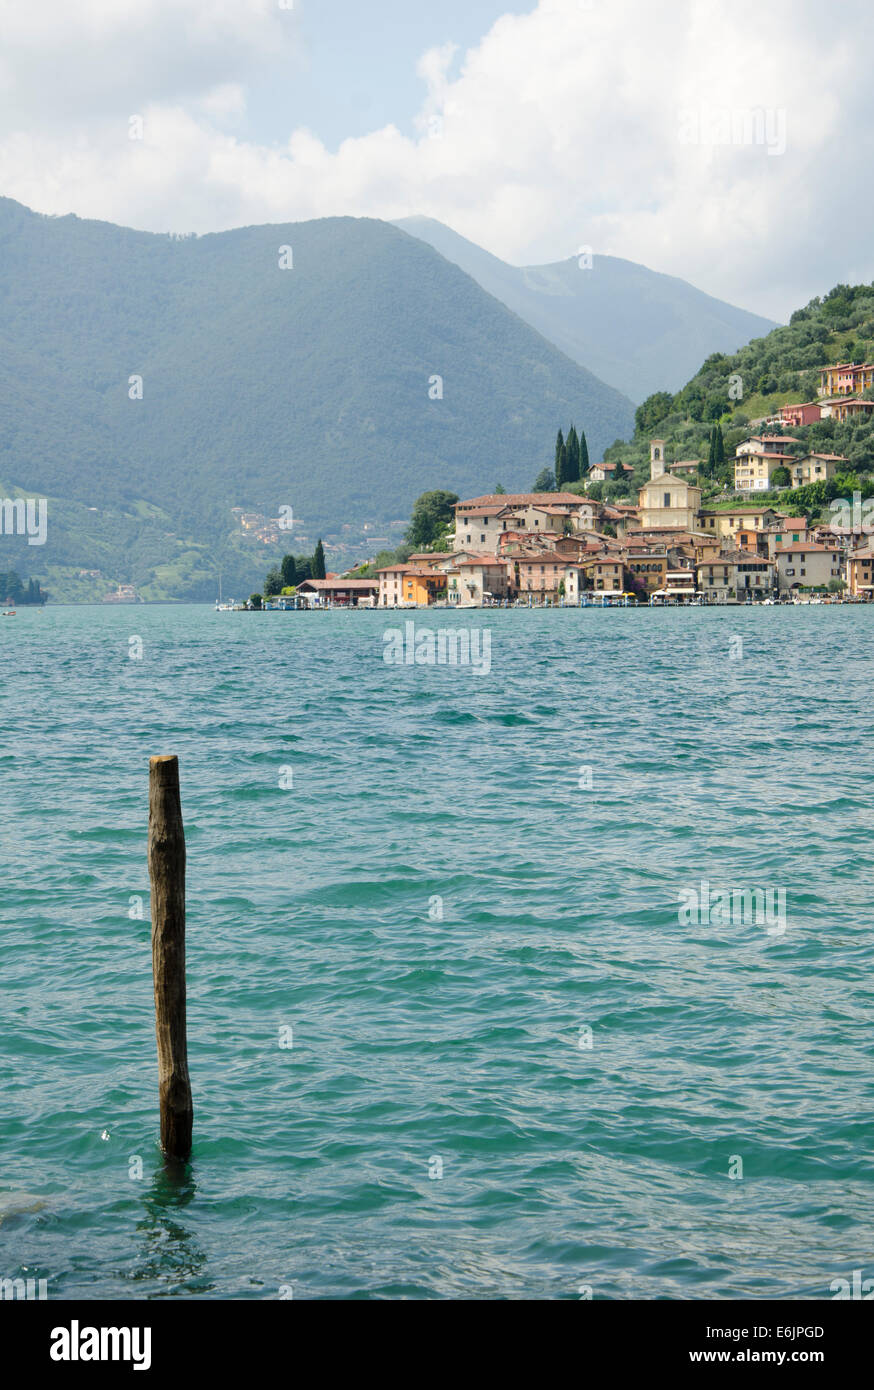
2;610;16;617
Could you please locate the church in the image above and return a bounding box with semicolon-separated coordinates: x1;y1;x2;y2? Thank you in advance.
637;440;702;531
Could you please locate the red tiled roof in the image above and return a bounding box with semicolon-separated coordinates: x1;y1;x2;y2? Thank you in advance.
456;492;585;508
299;577;378;590
776;543;833;554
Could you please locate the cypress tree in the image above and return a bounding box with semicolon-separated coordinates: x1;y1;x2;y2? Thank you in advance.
579;430;590;476
554;429;565;479
565;425;580;483
281;553;297;588
313;539;326;580
556;444;568;489
715;423;725;467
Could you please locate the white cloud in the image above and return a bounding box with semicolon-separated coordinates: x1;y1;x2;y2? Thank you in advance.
0;0;871;317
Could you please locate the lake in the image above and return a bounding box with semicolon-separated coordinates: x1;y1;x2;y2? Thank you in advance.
1;603;871;1298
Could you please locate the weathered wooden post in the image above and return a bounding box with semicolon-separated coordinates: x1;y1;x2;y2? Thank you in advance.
148;755;193;1160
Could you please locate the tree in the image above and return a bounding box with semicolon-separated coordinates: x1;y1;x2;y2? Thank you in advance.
249;593;263;610
281;554;297;588
312;540;326;580
2;571;23;603
635;391;674;435
495;483;506;494
556;444;568;489
554;429;565;480
264;566;283;596
579;430;590;476
771;466;791;488
715;423;726;467
533;468;556;492
565;425;580;483
613;460;626;483
587;481;604;501
405;490;459;548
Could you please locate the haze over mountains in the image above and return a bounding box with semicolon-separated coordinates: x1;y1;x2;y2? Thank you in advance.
0;197;634;599
0;196;776;600
396;216;778;403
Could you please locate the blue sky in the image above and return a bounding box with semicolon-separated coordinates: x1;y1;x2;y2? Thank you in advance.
244;2;525;150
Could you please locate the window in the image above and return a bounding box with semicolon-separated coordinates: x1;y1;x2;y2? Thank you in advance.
663;493;671;507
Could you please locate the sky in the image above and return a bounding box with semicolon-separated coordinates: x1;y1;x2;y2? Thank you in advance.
0;0;871;320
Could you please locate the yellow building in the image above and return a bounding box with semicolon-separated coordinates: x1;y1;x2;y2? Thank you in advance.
377;564;447;606
788;454;845;487
847;547;874;598
637;441;702;530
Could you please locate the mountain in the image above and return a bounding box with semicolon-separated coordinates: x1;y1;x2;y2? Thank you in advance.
395;216;777;404
0;198;634;600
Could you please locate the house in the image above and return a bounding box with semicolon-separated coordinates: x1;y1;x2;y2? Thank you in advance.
377;564;449;606
734;451;792;491
736;435;796;457
697;551;775;602
603;503;641;536
452;493;595;552
669;460;702;476
765;518;809;555
637;441;702;530
788;453;846;487
624;548;668;597
778;402;822;428
697;506;782;538
580;555;625;594
562;566;585;603
296;577;379;607
447;557;511;606
820;397;874;423
818;363;874;397
733;435;798;491
846;546;874;598
652;566;699;603
588;461;619;481
775;543;845;592
734;526;771;557
512;551;578;602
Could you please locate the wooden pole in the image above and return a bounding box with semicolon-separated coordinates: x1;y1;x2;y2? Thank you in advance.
148;755;193;1160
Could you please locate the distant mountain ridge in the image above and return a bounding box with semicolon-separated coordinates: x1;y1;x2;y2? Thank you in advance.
0;197;634;599
395;216;778;403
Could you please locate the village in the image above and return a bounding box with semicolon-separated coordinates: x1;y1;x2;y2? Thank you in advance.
245;362;874;611
266;461;871;616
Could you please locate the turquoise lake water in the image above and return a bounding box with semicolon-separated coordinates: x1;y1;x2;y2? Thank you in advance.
1;603;872;1299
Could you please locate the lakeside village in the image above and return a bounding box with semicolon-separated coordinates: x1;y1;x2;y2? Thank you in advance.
242;363;874;611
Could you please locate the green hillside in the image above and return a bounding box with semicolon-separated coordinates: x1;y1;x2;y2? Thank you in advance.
589;283;874;515
0;198;634;600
